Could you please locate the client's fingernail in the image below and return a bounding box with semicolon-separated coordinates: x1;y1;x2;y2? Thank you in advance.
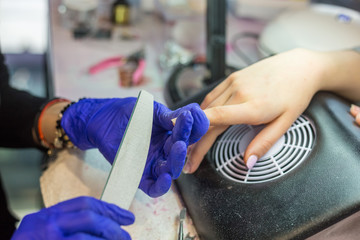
350;104;360;115
356;113;360;125
183;162;191;174
246;155;258;170
187;146;193;157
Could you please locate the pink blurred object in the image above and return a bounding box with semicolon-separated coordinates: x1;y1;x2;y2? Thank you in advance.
132;59;145;85
88;50;146;87
88;57;125;75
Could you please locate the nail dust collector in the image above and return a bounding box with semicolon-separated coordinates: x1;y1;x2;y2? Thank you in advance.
177;93;360;239
173;3;360;240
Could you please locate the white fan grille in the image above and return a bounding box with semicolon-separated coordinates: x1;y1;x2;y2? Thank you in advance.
212;115;316;184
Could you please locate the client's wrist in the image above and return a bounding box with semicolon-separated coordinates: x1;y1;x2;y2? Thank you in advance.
288;48;329;95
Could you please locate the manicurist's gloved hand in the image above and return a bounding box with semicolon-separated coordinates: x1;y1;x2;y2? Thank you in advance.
61;98;209;197
11;196;135;240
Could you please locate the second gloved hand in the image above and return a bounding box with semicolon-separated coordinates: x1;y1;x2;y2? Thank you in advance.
11;196;134;240
61;98;209;197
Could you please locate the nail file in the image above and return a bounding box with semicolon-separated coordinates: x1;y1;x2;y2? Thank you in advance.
101;90;154;210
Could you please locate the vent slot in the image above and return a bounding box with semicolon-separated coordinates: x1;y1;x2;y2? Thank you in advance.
212;115;316;184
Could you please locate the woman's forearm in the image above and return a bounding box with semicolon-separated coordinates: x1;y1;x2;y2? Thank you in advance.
317;50;360;101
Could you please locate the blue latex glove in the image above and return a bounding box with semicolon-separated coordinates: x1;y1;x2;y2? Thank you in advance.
11;196;135;240
62;98;209;197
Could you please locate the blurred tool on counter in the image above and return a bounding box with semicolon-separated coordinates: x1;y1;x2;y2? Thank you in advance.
112;0;130;25
58;0;99;38
88;49;146;87
177;208;196;240
155;0;206;62
178;208;186;240
159;42;195;69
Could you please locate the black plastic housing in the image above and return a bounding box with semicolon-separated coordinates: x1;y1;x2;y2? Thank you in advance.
176;92;360;240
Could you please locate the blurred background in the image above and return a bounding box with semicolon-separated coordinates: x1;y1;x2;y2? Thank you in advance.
0;0;48;221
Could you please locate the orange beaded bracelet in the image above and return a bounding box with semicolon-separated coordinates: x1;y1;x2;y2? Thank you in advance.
37;98;70;148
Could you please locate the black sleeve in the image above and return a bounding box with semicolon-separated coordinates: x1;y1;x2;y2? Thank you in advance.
0;173;17;239
0;53;48;148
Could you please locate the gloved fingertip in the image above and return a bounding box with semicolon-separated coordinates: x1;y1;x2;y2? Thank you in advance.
158;173;172;193
154;102;174;130
190;106;209;128
120;229;133;240
108;205;135;225
172;140;187;154
139;179;155;197
177;110;193;123
100;145;118;165
189;106;210;144
172;111;193;143
169;141;187;178
176;111;193;128
149;174;172;198
158;103;200;131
